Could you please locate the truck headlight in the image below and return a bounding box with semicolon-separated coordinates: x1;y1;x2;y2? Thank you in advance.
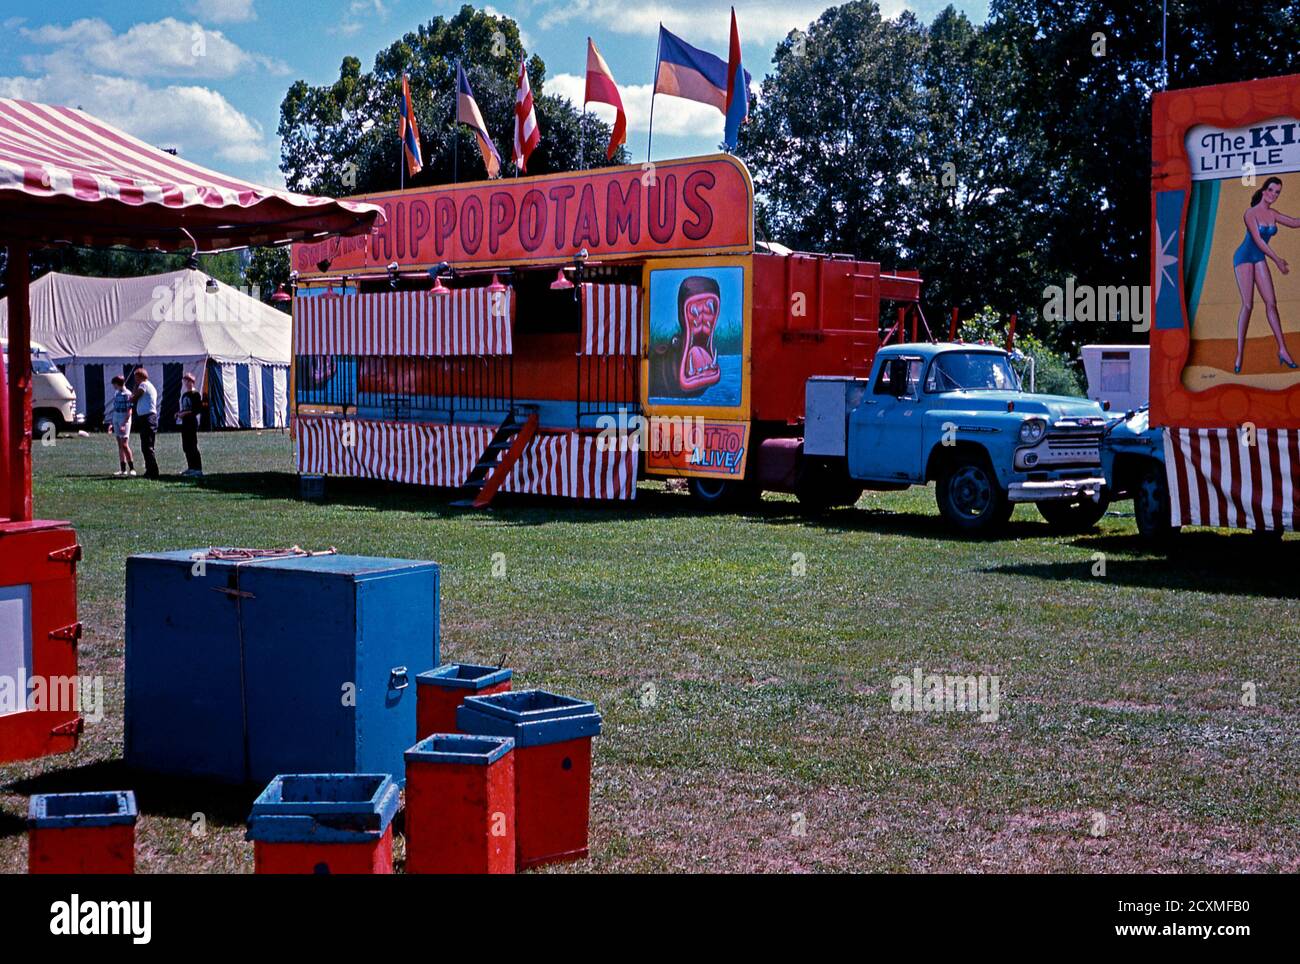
1018;418;1046;444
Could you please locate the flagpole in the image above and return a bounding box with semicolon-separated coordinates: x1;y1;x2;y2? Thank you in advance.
579;106;587;171
452;61;460;186
647;26;663;162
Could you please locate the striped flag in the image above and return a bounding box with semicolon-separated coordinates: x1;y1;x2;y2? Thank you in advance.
456;61;501;178
512;58;541;173
584;38;626;160
398;73;423;177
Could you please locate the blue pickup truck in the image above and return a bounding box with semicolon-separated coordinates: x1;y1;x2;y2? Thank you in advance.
800;342;1111;534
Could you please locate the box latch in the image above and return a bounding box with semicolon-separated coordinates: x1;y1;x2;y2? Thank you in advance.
50;717;84;737
48;544;83;563
49;622;83;643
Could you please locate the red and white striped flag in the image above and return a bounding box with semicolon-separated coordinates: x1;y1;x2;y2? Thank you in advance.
512;58;541;173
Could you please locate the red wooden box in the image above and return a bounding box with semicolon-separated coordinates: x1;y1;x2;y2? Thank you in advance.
0;520;81;763
246;774;399;875
457;690;601;870
404;733;515;874
28;791;136;874
415;664;512;740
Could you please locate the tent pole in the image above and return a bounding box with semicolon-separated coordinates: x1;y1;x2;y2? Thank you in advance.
6;242;33;522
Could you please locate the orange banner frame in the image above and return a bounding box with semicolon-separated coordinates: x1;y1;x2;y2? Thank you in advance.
1151;72;1300;429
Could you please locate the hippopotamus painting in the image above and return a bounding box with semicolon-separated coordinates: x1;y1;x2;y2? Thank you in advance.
648;271;744;404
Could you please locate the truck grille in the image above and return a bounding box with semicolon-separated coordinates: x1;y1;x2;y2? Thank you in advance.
1042;426;1102;466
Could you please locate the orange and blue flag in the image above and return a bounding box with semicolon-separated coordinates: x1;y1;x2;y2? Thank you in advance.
723;8;748;149
653;24;750;136
456;61;502;178
398;73;422;177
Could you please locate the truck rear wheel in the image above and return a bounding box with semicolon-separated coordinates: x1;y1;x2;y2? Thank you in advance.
1037;495;1110;533
1134;462;1179;543
936;455;1012;535
795;458;863;514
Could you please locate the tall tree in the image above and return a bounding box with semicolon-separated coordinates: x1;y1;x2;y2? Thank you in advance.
278;5;627;197
738;2;925;268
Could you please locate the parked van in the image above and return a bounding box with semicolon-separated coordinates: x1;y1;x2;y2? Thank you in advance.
0;339;84;437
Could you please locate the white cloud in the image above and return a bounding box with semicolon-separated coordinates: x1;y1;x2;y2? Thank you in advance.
548;70;754;139
483;6;532;50
0;65;270;165
334;0;389;37
187;0;258;23
21;17;287;79
535;0;886;45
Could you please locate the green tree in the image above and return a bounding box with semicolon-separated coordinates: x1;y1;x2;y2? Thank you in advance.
244;247;291;307
278;5;627;197
738;2;924;266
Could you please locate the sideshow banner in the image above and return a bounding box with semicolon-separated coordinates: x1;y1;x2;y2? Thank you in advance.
1181;117;1300;392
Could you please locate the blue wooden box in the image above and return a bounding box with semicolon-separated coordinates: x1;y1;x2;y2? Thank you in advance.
124;551;439;785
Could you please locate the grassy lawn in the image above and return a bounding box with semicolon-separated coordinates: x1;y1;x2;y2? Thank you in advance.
2;428;1297;873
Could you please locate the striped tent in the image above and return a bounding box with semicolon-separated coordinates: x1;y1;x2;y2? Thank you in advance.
0;269;290;429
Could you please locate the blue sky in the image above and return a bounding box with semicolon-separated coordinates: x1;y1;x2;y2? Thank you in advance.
0;0;988;189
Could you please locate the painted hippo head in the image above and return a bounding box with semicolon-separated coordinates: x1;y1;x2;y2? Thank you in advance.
674;276;721;393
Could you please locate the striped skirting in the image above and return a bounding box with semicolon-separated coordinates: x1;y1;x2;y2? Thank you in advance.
1164;427;1300;531
295;416;637;500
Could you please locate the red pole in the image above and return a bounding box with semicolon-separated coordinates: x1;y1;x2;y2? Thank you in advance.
7;243;32;523
1005;312;1018;354
948;306;959;341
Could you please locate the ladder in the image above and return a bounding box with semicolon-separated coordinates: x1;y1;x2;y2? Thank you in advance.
451;406;540;508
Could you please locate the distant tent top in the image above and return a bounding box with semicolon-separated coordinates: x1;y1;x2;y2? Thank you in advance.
0;97;384;250
0;269;290;366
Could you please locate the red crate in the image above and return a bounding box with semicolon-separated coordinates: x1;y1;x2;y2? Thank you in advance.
28;791;136;874
457;690;601;870
405;733;515;874
415;664;512;740
246;774;398;875
0;521;82;764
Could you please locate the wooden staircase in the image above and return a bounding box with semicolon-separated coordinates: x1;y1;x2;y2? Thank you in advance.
451;406;540;508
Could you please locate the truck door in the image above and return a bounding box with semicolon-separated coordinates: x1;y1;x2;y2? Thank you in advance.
848;355;926;482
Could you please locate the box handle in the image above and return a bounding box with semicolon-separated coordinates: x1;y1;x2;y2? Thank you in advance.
389;666;410;690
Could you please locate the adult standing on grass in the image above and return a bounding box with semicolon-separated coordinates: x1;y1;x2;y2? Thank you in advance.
130;366;160;479
176;372;205;477
105;374;136;476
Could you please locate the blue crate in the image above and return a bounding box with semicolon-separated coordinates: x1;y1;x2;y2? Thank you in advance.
125;551;439;785
246;773;399;844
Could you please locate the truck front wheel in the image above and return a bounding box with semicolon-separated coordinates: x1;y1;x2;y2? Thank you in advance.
1134;462;1179;543
936;455;1012;535
1037;495;1110;533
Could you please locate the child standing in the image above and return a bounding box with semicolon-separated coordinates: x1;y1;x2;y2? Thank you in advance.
105;374;136;476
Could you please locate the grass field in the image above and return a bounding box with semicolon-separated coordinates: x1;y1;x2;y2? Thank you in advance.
1;428;1297;873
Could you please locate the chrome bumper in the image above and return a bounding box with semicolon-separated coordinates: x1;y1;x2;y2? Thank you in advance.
1008;477;1106;503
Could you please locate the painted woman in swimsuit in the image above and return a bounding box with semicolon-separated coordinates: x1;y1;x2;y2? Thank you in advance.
1233;176;1300;373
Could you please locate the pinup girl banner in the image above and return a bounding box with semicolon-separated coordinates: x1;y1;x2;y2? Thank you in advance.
1151;74;1300;428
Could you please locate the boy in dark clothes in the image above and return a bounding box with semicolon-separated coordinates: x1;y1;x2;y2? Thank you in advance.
176;372;206;476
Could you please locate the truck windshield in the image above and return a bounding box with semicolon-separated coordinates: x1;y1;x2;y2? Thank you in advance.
927;352;1020;392
31;356;58;374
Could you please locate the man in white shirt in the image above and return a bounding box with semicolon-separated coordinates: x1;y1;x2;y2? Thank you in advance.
131;367;160;479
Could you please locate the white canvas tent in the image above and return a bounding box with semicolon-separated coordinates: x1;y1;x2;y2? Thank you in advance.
0;269;290;429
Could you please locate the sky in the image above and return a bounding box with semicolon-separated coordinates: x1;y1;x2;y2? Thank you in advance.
0;0;989;190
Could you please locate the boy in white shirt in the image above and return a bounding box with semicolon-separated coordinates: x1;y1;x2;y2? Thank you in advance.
105;374;136;476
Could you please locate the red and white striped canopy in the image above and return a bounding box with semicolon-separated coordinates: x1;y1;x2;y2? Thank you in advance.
0;97;383;250
296;288;514;356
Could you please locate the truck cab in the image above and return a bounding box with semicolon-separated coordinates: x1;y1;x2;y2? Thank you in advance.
805;343;1110;534
0;339;82;438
